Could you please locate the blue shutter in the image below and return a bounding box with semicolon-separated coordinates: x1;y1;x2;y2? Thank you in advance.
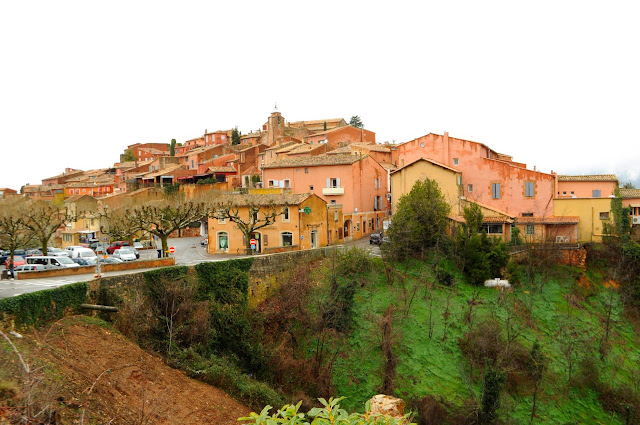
326;178;330;188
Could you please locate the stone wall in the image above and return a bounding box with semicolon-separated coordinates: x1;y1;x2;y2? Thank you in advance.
16;258;176;280
247;246;336;307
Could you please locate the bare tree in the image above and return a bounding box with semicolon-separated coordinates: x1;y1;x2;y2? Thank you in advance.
131;200;207;257
0;198;35;271
24;200;75;255
212;199;286;254
99;204;142;244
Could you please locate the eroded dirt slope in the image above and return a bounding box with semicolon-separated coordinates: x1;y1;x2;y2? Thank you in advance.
1;316;251;424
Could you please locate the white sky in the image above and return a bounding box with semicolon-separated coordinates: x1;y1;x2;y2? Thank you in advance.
1;1;639;191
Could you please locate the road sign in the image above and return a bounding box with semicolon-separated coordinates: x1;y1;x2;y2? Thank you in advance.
169;246;175;254
250;238;257;245
251;244;256;250
103;237;108;242
303;206;311;215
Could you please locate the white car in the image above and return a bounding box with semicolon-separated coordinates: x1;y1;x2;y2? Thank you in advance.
14;264;46;272
71;248;98;261
65;246;85;256
113;248;136;261
48;247;70;257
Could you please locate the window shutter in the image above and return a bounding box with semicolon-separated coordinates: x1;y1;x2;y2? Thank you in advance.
264;234;268;246
326;178;330;188
337;178;341;188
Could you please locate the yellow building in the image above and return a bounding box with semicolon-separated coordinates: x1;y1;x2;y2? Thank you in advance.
60;195;102;247
207;193;334;254
390;157;463;214
554;197;613;243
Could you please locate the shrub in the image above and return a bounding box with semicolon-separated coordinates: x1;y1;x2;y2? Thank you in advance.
175;349;284;411
239;397;413;424
0;282;87;327
435;268;455;286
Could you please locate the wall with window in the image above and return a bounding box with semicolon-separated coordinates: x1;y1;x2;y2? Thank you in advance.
556;180;617;199
396;132;555;217
554;198;612;242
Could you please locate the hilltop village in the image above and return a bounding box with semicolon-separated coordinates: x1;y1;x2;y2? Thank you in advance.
2;110;638;253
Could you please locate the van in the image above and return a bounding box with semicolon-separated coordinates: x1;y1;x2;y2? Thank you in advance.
71;248;98;261
27;256;79;269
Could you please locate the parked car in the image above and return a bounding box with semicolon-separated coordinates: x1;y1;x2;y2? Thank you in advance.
71;248;98;261
26;256;79;268
47;247;69;257
4;256;26;268
65;246;85;256
113;248;136;262
0;253;8;265
90;242;109;254
107;241;130;254
99;257;124;264
25;248;42;257
133;241;144;250
381;237;390;245
14;249;26;257
14;264;46;272
369;233;383;245
72;258;96;266
200;238;208;246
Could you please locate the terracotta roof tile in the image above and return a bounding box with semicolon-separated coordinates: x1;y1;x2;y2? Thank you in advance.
620;188;640;199
212;192;313;207
557;174;618;182
391;157;461;175
262;154;366;169
515;216;580;224
208;166;237;173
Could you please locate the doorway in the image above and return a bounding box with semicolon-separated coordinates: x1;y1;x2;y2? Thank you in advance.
311;230;318;248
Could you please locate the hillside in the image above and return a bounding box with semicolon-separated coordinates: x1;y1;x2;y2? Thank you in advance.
0;316;250;424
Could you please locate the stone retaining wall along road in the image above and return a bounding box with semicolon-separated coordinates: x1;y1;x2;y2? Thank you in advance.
16;258;176;280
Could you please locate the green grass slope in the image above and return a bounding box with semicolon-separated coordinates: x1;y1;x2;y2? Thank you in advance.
331;258;639;424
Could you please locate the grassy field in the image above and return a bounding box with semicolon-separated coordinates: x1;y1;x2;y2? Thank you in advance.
330;257;640;424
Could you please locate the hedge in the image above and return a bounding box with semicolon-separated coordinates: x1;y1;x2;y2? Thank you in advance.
0;282;88;328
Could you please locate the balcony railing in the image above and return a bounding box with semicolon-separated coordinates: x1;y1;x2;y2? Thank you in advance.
322;187;345;195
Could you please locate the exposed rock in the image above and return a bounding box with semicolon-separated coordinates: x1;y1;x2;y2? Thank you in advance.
368;394;406;419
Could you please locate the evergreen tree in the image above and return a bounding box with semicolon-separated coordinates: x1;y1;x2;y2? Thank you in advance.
170;139;176;156
349;116;364;129
232;127;241;145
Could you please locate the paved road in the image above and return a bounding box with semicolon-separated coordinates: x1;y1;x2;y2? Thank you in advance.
0;236;381;299
0;237;247;299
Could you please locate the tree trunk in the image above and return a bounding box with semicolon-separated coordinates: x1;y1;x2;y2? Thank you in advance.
161;236;169;258
41;238;49;256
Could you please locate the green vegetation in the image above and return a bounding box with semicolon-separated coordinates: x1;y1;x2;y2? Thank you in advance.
239;397;411;424
0;282;87;327
232;126;241;145
121;148;136;162
170;138;176;156
349;116;364;129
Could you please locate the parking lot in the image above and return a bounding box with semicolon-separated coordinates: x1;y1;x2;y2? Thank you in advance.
0;237;247;299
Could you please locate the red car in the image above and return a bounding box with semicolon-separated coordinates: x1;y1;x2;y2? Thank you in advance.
4;256;25;268
106;241;130;255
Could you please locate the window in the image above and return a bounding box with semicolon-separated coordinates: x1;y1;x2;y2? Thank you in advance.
468;184;473;193
222;135;225;140
217;232;228;250
268;180;275;188
457;175;462;185
331;200;336;204
491;183;501;199
282;207;290;222
305;168;309;174
281;232;293;246
482;224;503;234
356;222;360;231
217;209;226;224
453;158;459;165
526;224;535;235
562;191;567;195
525;182;535;197
309;185;314;191
191;160;194;169
374;178;379;189
593;190;601;198
284;179;290;189
334;210;339;221
570;191;574;195
374;196;381;210
328;178;340;188
600;212;610;220
522;213;534;217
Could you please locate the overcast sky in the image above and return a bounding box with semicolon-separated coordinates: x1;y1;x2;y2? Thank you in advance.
1;1;638;191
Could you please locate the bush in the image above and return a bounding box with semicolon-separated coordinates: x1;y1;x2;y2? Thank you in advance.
0;282;87;327
239;397;413;424
175;349;284;411
435;268;455;286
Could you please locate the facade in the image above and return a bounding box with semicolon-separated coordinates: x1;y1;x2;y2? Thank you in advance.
397;132;556;218
262;154;389;240
0;188;18;198
61;195;101;248
207;193;331;254
554;198;614;243
556;175;618;199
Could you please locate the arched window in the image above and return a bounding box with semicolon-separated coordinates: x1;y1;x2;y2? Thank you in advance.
217;232;229;251
281;232;293;247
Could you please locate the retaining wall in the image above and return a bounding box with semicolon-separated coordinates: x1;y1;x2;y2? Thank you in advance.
16;258;176;280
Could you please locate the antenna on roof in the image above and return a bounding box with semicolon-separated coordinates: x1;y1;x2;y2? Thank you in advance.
274;102;278;112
